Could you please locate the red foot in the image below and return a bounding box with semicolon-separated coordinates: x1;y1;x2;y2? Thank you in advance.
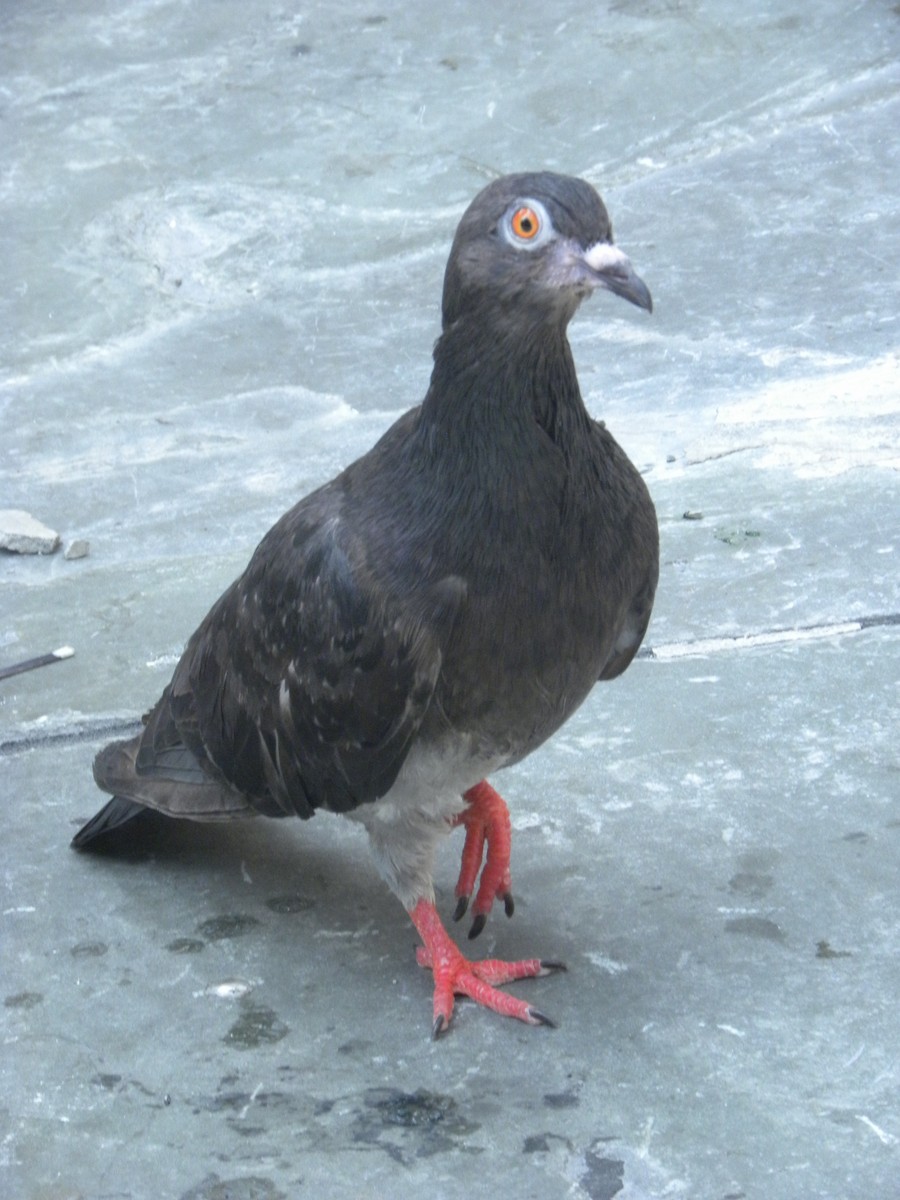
409;898;564;1037
453;780;515;938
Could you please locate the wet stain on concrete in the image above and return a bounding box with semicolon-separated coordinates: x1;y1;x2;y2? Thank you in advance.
369;1089;457;1128
724;916;785;942
191;1078;480;1164
523;1131;573;1153
4;990;43;1008
729;871;774;898
167;936;206;954
71;940;109;958
524;1133;551;1153
89;1073;161;1103
195;1086;297;1137
543;1090;580;1109
337;1037;374;1056
582;1149;625;1200
196;1087;268;1115
91;1072;123;1090
816;939;853;959
198;914;261;940
223;999;289;1048
180;1174;286;1200
351;1087;480;1163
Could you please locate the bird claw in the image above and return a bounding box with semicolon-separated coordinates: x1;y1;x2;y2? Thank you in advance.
455;890;514;938
467;912;486;941
527;1008;556;1028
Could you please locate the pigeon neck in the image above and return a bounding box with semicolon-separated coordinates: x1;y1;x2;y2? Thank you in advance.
424;315;590;442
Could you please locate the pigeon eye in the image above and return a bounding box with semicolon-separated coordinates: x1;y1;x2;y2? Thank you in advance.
511;206;541;240
502;198;552;250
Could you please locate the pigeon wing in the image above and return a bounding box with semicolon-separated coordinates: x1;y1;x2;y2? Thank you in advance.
157;495;462;819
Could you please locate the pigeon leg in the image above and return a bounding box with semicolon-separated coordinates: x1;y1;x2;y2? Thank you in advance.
452;779;515;938
409;897;563;1037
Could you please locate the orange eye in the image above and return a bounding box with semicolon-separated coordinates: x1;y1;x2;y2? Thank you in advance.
510;206;541;240
502;198;551;250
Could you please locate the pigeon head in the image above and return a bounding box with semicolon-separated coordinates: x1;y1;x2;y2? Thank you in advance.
441;172;652;332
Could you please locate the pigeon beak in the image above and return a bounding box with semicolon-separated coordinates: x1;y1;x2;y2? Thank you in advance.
582;242;653;313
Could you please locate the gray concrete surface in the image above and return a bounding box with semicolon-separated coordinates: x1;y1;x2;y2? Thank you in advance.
2;3;898;1198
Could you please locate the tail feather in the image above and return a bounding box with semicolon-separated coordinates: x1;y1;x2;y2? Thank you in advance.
72;730;257;851
71;796;150;849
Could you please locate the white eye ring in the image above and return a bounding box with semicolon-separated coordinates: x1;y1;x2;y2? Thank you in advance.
501;198;553;250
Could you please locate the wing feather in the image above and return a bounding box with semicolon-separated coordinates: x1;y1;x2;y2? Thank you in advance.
133;492;463;819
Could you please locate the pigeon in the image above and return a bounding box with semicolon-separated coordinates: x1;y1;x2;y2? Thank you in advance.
73;171;658;1036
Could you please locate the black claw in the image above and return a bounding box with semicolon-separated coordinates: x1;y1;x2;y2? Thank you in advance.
528;1008;557;1029
539;959;567;974
432;1014;448;1039
468;912;487;940
452;895;469;923
503;891;515;919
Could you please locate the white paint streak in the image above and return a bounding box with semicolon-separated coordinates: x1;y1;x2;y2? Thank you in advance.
584;951;628;975
843;1044;866;1069
855;1115;898;1145
651;622;862;660
238;1082;264;1121
146;653;181;669
200;979;254;999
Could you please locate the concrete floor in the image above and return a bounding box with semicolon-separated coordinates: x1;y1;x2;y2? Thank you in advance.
3;3;899;1198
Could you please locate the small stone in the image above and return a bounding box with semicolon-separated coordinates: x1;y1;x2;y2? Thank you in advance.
0;509;61;554
64;539;90;560
682;510;704;521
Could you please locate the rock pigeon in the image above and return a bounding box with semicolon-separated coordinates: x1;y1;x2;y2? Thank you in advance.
73;171;658;1036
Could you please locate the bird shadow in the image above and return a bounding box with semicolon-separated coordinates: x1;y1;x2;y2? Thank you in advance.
67;802;396;924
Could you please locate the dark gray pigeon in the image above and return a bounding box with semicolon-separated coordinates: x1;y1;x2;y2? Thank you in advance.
74;172;658;1036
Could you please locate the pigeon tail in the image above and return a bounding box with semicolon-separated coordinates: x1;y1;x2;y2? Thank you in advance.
71;796;150;848
71;732;257;849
